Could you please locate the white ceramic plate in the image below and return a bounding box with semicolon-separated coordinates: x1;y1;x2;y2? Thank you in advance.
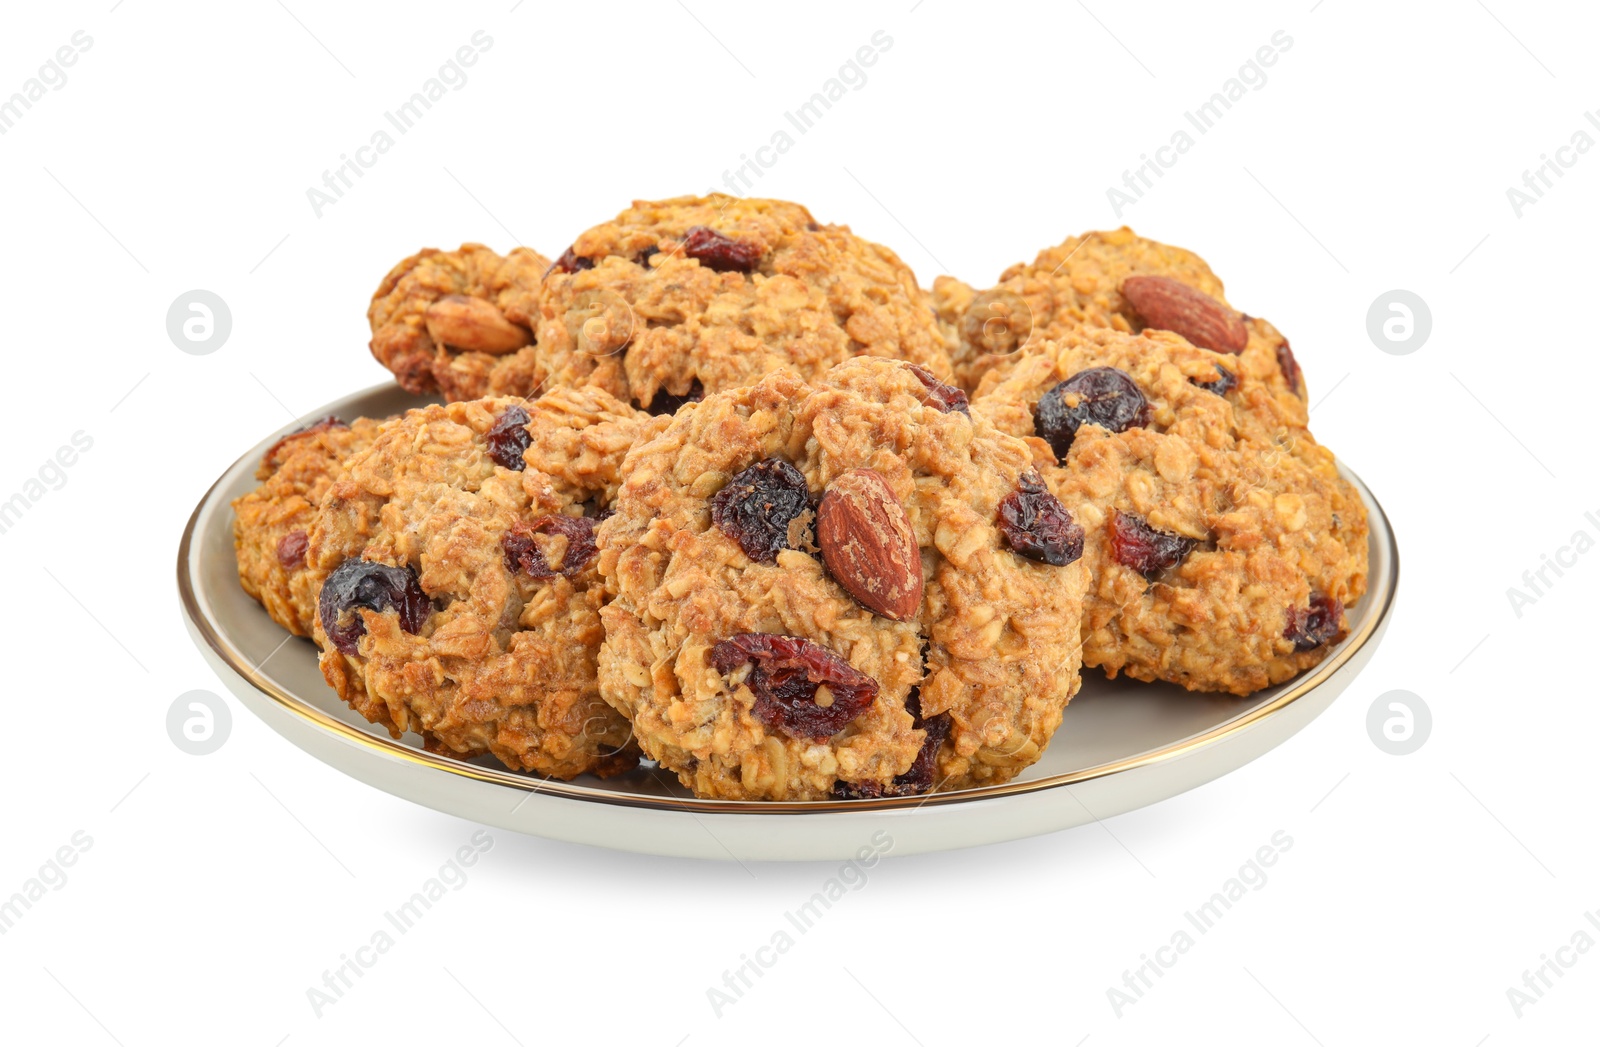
179;383;1398;861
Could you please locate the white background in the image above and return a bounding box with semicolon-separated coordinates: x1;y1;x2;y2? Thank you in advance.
1;1;1596;1043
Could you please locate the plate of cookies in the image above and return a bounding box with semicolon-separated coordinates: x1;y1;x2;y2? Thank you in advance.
179;195;1397;861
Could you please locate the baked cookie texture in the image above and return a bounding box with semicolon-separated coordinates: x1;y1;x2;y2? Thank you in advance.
305;387;664;778
368;243;550;403
231;416;388;636
947;227;1305;427
928;278;970;373
535;195;955;414
973;328;1367;696
596;356;1088;801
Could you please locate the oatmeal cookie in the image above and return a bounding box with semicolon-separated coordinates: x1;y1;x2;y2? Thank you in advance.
931;274;976;334
951;227;1305;427
368;243;550;402
305;387;662;778
535;195;954;414
972;328;1368;696
597;357;1087;801
928;277;969;374
232;416;388;636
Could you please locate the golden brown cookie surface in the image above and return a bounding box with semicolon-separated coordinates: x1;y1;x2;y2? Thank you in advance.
536;195;954;414
597;357;1087;801
973;328;1367;696
232;416;389;636
368;243;550;402
949;227;1305;429
305;388;662;779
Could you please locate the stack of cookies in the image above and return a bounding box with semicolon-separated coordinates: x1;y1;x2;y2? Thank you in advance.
231;195;1368;801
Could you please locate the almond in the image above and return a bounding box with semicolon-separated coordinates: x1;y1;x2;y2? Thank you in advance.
424;294;531;355
817;468;922;621
1121;275;1247;354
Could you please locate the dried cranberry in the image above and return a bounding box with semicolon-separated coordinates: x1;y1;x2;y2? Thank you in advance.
1277;341;1305;398
832;689;952;799
997;471;1084;566
485;405;532;471
893;703;951;795
502;516;598;579
1034;367;1151;461
711;633;878;740
276;530;309;570
1191;364;1237;397
711;458;812;562
681;226;763;273
548;245;595;276
318;558;431;655
263;415;348;467
641;378;704;416
1109;511;1198;579
906;363;969;414
1284;594;1343;651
